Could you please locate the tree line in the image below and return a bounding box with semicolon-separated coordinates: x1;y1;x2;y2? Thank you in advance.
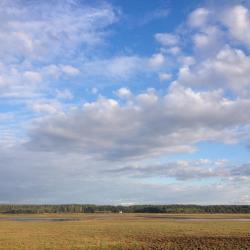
0;204;250;214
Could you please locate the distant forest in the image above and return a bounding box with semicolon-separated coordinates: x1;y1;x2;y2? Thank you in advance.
0;204;250;214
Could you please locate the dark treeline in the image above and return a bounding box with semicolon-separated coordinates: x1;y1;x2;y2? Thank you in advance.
0;204;250;214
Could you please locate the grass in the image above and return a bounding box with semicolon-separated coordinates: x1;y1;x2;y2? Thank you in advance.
0;213;249;249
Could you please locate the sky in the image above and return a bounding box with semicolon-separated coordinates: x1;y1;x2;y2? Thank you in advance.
0;0;250;205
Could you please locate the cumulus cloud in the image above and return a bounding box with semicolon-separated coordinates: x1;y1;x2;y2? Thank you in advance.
25;85;250;161
188;8;210;28
116;87;132;99
149;53;165;67
159;72;172;81
155;33;179;46
177;46;250;95
221;5;250;46
60;65;80;76
167;46;181;55
192;26;224;57
0;65;42;98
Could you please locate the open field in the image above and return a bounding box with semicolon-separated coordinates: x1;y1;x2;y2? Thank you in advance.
0;213;250;249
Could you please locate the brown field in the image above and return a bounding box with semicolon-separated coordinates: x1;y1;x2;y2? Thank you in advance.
0;213;250;249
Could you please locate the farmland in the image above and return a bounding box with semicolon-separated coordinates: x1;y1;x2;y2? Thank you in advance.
0;213;249;249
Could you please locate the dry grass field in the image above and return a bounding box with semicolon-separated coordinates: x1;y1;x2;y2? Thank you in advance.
0;213;250;249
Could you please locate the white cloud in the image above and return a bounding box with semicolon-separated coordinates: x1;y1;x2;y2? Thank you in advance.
188;5;250;49
107;159;229;180
82;56;147;80
1;2;250;204
0;0;118;61
0;1;117;98
23;71;42;83
188;8;210;28
149;53;165;67
45;64;80;78
0;113;13;121
61;65;80;76
45;65;61;78
26;86;250;160
167;46;181;55
178;56;195;66
28;99;62;114
177;46;250;95
105;56;141;77
155;33;179;46
80;54;167;82
0;66;42;98
193;26;223;55
116;87;132;98
136;88;158;106
221;5;250;46
56;89;73;100
159;72;172;81
0;145;249;204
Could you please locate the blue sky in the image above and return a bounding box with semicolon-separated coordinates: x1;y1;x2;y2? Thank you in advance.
0;0;250;204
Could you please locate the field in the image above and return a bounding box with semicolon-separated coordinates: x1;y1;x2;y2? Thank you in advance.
0;213;250;249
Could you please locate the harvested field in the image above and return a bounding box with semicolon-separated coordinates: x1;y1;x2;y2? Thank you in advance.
0;213;249;249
